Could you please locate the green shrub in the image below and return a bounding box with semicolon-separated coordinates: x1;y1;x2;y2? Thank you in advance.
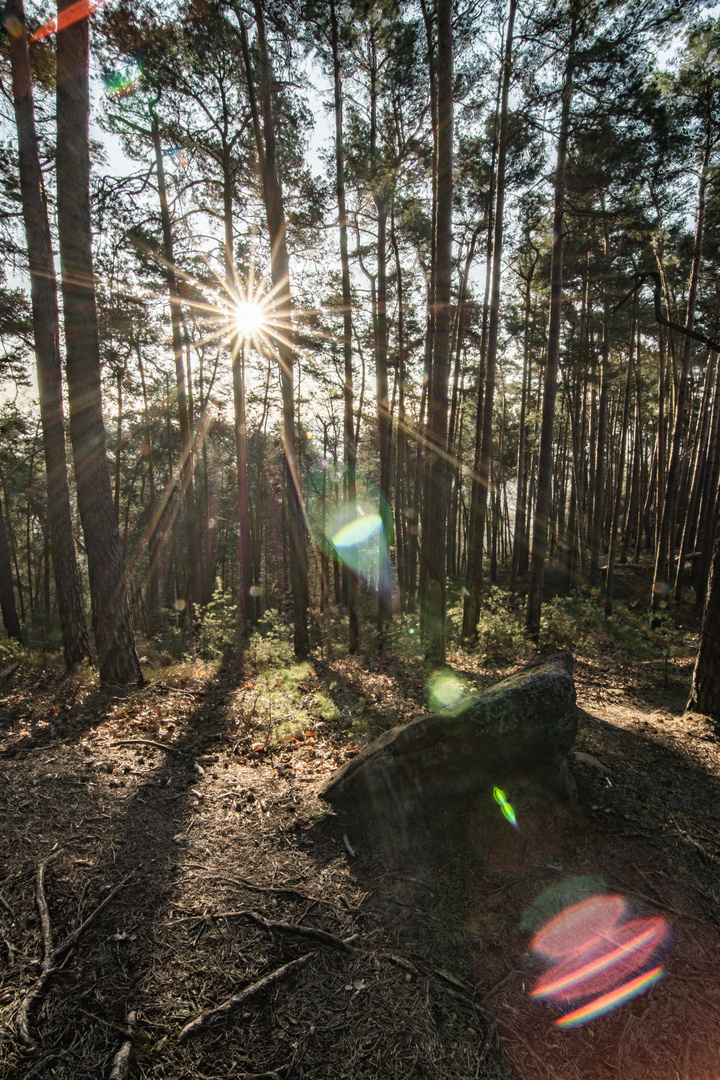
474;588;529;665
198;580;237;662
246;608;293;668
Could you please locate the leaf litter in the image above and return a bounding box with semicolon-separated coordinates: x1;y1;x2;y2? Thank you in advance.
0;649;718;1078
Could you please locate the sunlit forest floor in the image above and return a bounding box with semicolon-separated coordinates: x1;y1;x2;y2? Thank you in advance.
1;578;720;1079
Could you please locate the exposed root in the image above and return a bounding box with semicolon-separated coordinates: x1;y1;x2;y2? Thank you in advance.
15;864;134;1048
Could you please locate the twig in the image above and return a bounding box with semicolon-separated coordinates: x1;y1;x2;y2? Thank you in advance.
155;683;205;698
0;660;20;680
109;739;189;756
16;868;134;1047
239;910;354;952
108;1011;137;1080
21;1053;61;1079
178;954;311;1042
342;833;356;858
606;871;708;925
0;891;16;918
212;874;336;907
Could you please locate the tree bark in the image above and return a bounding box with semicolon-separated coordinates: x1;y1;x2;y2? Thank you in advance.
422;0;453;661
7;0;91;668
150;117;203;621
56;0;141;685
688;516;720;721
0;490;22;643
526;9;576;641
329;0;359;652
652;116;711;608
237;0;309;655
463;0;516;642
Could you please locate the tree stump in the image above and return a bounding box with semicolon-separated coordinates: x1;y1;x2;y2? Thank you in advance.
319;652;578;819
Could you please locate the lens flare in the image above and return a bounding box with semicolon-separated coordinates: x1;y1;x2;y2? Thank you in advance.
528;892;670;1028
332;511;383;548
30;0;103;41
5;13;22;36
555;967;664;1028
426;669;470;713
493;787;518;827
103;60;142;99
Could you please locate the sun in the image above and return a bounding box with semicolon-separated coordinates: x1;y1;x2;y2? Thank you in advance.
235;300;265;339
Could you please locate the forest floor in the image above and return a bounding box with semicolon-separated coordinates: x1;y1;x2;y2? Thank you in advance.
1;602;720;1079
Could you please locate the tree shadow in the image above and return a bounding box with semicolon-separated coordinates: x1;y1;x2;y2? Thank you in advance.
0;664;245;1079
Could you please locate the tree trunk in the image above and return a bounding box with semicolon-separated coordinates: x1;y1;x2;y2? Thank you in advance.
526;9;576;641
688;516;720;721
56;1;141;684
136;345;159;629
462;0;516;642
150;117;202;621
422;0;453;661
653;117;712;608
605;328;634;609
0;491;22;643
7;0;91;668
374;196;392;636
329;0;359;652
238;0;309;655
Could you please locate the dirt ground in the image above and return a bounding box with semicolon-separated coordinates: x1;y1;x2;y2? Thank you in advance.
0;646;719;1080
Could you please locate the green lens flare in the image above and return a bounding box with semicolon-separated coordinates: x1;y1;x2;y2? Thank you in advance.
493;787;517;827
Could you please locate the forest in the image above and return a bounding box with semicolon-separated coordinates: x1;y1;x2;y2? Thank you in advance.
0;0;718;696
1;0;720;1078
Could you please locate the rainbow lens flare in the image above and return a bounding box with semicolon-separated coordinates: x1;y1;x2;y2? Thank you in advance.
493;787;517;828
529;893;670;1028
323;499;393;596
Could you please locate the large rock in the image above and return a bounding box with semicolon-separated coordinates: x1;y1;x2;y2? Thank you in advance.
319;652;578;816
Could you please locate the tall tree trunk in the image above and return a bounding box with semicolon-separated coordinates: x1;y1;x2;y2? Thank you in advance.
7;0;91;668
136;345;159;627
652;117;712;608
329;0;359;652
605;327;634;608
374;195;392;637
222;151;252;638
114;369;123;527
0;491;22;643
463;0;516;642
688;515;720;721
676;347;716;600
390;213;408;611
56;0;141;684
511;271;535;591
150;117;202;621
422;0;453;661
526;8;576;641
238;0;309;655
695;342;720;608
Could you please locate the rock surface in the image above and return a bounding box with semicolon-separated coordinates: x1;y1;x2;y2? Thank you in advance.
319;652;578;815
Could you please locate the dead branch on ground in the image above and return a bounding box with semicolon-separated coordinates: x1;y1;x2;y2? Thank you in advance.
108;1011;136;1080
109;739;189;755
178;954;311;1042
